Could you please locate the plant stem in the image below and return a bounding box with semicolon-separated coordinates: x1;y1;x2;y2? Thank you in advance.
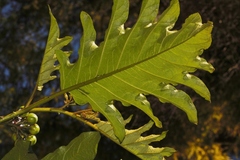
0;54;155;124
0;75;101;124
25;84;37;108
0;63;136;124
31;107;99;130
28;107;116;142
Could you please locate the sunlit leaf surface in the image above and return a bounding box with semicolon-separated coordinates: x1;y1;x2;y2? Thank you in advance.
96;116;176;160
37;7;72;91
54;0;214;140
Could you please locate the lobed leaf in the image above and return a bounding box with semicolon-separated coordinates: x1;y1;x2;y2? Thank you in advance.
96;117;175;160
37;7;72;91
56;0;214;140
42;132;100;160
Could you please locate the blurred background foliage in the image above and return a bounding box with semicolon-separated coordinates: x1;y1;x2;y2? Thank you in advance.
0;0;239;159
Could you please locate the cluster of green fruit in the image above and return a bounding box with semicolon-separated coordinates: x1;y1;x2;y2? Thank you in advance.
11;112;40;146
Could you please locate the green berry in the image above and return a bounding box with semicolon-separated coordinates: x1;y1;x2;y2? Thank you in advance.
29;124;40;135
26;135;37;146
26;113;38;124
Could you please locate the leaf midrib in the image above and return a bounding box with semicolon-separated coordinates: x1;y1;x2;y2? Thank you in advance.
39;22;209;107
70;24;209;91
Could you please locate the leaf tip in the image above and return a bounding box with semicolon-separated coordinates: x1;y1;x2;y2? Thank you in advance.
193;119;198;125
47;5;54;16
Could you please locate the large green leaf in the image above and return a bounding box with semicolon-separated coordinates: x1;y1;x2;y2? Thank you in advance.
56;0;214;141
96;116;175;160
42;132;100;160
37;7;72;91
2;140;38;160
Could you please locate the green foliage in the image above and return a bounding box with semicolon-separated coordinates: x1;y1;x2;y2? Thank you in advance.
0;0;214;159
3;132;100;160
42;132;100;160
96;116;176;160
55;0;213;141
2;141;38;160
37;7;72;91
